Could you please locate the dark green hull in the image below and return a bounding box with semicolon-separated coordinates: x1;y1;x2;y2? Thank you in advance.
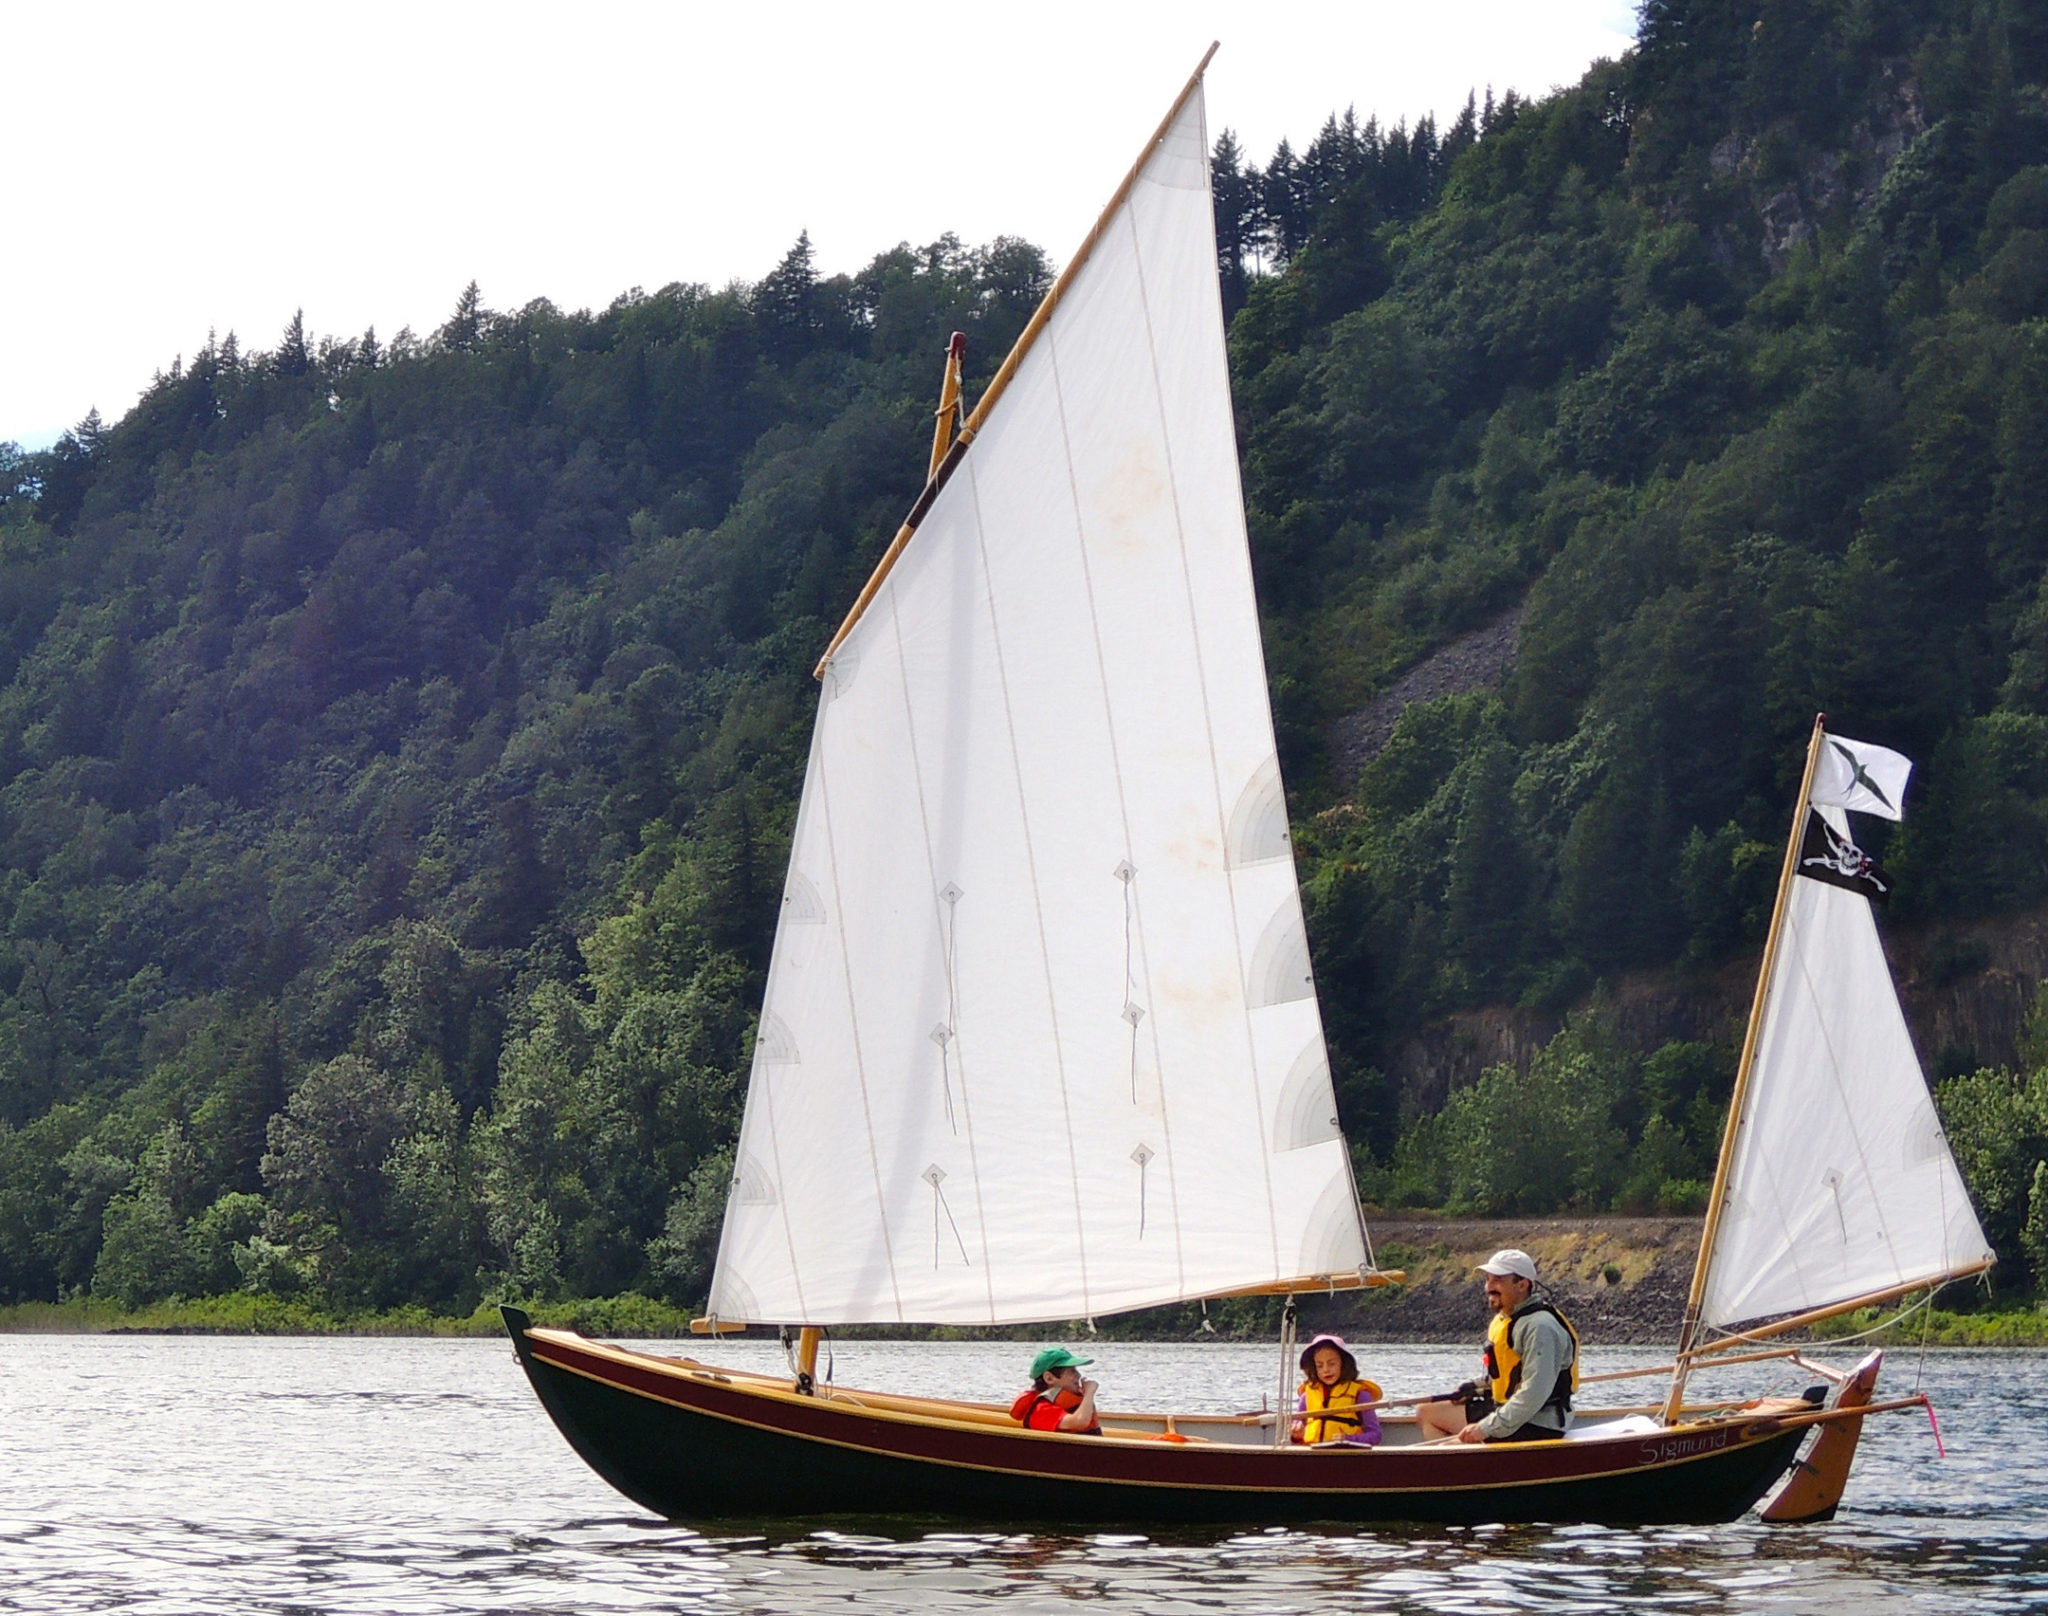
503;1309;1810;1527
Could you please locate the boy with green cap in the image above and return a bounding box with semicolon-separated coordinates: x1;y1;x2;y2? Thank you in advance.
1009;1347;1102;1434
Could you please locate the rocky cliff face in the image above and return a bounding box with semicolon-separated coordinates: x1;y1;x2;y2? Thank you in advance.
1712;61;1930;269
1379;903;2048;1118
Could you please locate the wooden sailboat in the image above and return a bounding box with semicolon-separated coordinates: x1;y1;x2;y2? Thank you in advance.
505;53;1991;1527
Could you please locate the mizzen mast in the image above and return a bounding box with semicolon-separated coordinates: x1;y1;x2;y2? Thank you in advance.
1661;715;1828;1425
1662;715;1995;1423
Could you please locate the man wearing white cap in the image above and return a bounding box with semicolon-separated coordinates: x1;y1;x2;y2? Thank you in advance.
1415;1248;1579;1443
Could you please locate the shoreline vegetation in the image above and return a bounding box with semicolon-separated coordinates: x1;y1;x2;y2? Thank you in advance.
5;1252;2041;1347
0;1293;687;1338
3;1298;2039;1346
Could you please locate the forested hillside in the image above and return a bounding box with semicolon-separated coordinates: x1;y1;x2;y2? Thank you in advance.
6;0;2048;1315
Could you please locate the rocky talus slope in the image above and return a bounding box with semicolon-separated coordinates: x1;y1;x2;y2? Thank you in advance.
1292;1216;1703;1347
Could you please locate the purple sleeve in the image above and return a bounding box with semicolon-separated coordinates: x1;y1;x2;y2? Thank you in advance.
1358;1407;1382;1445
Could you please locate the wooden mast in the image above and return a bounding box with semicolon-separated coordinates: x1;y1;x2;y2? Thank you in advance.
1661;714;1828;1426
795;1326;823;1390
929;332;966;480
812;42;1221;679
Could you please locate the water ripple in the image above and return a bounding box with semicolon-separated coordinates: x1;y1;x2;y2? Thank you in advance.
1;1336;2042;1613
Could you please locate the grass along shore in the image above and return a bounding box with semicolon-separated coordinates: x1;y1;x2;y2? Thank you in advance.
1809;1301;2048;1347
2;1290;2045;1345
0;1293;700;1337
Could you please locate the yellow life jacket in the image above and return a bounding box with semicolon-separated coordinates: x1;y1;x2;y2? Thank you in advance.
1297;1376;1381;1444
1483;1300;1580;1418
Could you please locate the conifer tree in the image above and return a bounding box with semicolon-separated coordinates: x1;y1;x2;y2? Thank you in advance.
756;231;820;362
1261;140;1308;263
439;282;486;353
1212;129;1256;315
275;309;310;377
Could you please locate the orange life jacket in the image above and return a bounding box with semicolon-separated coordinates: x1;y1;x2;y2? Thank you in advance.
1009;1386;1100;1434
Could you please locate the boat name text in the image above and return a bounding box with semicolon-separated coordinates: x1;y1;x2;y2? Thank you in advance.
1638;1429;1731;1465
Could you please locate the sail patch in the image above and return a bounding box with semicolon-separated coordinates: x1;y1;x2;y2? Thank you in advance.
708;1271;760;1324
923;1164;971;1267
1297;1173;1367;1277
822;638;862;698
1246;903;1315;1007
733;1156;779;1206
1132;1142;1156;1237
755;1012;799;1065
782;870;827;924
1902;1105;1949;1167
1143;101;1210;191
1225;760;1290;869
1272;1043;1341;1151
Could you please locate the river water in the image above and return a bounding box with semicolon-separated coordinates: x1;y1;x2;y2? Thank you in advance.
2;1333;2043;1613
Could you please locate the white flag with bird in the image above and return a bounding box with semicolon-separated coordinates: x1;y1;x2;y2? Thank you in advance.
1809;733;1912;821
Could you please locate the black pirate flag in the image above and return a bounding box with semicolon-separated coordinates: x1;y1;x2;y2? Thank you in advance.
1796;809;1892;904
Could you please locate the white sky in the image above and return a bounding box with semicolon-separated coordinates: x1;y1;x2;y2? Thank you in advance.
1;1;1637;450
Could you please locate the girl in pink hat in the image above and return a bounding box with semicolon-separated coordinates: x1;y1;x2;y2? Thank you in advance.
1290;1334;1382;1446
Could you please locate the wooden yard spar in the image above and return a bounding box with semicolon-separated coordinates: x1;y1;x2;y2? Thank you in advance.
814;42;1219;679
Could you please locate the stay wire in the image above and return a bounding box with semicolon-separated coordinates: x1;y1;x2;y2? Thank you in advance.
1122;865;1138;1104
940;897;959;1133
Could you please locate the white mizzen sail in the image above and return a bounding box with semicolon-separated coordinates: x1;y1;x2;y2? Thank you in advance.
707;77;1366;1327
1699;756;1993;1331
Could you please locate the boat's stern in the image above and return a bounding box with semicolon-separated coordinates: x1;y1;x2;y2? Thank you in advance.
1759;1350;1884;1524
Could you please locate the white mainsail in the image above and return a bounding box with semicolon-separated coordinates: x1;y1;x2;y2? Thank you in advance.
707;79;1366;1327
1699;774;1993;1331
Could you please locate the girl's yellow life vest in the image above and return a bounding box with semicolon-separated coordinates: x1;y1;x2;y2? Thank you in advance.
1297;1376;1381;1444
1483;1300;1581;1410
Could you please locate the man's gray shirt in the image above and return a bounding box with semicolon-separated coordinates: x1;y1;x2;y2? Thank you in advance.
1475;1308;1574;1438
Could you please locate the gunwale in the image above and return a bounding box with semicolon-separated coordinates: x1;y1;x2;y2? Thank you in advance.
506;1309;1822;1524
